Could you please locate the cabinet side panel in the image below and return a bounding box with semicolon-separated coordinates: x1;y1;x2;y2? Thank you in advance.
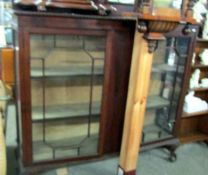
17;21;33;165
100;28;134;153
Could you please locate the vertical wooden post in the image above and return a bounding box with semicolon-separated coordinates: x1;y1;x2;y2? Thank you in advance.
118;32;154;175
0;80;7;175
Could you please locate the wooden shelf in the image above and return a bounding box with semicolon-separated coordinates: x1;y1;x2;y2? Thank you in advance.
152;64;184;74
143;124;161;133
180;131;208;143
34;133;98;149
33;134;98;161
190;87;208;92
197;38;208;43
152;64;177;73
32;102;101;121
192;64;208;69
147;96;169;109
31;50;104;78
142;123;172;143
31;66;103;78
31;49;104;60
182;110;208;118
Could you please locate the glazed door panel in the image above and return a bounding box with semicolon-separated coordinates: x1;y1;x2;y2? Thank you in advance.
16;15;135;166
142;33;193;144
30;34;105;162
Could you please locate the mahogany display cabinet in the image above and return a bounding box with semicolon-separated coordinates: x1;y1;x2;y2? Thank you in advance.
140;24;198;161
14;11;135;172
13;0;200;174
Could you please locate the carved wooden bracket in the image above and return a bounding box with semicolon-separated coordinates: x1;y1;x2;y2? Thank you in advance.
140;21;178;53
143;33;165;53
146;40;158;53
138;19;175;53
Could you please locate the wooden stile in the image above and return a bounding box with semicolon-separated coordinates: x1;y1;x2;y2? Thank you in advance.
118;31;154;174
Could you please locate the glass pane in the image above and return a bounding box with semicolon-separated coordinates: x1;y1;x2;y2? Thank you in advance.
142;37;190;143
153;0;182;9
30;34;105;162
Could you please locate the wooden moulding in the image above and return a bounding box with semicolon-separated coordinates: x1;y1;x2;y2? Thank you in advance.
138;19;179;34
119;31;154;173
147;20;178;33
143;32;165;40
137;16;180;36
14;0;112;15
142;32;165;53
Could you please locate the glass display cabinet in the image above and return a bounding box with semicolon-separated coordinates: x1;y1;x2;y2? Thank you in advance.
141;24;198;160
179;36;208;144
15;12;135;172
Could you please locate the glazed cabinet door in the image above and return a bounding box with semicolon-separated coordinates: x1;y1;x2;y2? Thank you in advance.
142;25;197;144
16;15;134;166
30;34;105;162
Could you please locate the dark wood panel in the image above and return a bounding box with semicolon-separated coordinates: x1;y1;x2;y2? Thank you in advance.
101;29;134;153
180;132;208;143
17;27;33;165
179;117;200;136
198;116;208;134
18;15;135;31
98;30;114;155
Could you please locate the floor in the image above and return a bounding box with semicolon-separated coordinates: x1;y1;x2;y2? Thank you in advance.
6;103;208;175
39;142;208;175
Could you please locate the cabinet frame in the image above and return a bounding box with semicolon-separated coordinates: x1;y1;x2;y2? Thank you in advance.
139;24;199;149
15;13;135;167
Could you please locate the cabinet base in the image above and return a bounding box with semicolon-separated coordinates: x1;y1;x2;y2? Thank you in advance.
18;155;100;175
141;137;180;162
124;170;136;175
